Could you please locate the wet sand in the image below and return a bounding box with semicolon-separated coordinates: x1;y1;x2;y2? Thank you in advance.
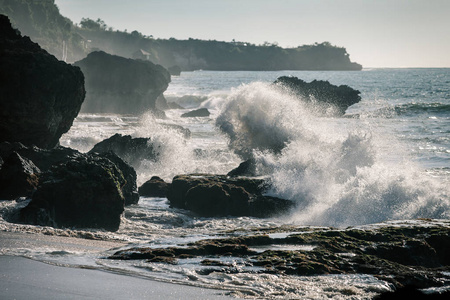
0;231;233;299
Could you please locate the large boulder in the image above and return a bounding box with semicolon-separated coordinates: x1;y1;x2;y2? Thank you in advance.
0;152;40;199
20;155;126;231
0;141;139;206
0;15;85;149
89;133;157;169
166;174;294;217
74;51;171;115
138;176;169;198
274;76;361;115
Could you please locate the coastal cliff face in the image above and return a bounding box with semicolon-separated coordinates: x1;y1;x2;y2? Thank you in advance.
0;14;85;149
74;51;171;115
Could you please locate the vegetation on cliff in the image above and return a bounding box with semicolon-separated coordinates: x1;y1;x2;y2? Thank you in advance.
0;0;362;70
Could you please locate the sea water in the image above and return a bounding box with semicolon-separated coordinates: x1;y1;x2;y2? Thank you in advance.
1;68;449;298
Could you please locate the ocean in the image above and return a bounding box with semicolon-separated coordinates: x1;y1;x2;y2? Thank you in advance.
1;68;449;298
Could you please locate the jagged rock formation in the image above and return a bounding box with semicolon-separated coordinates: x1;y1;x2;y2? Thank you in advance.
0;141;139;207
74;51;170;115
274;76;361;115
0;14;85;149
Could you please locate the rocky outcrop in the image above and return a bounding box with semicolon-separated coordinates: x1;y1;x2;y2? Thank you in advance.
74;51;170;115
138;176;169;198
181;108;210;118
98;151;139;206
89;134;157;169
109;220;450;296
274;76;361;115
0;152;40;199
166;174;294;217
0;141;139;206
20;155;126;231
0;15;85;149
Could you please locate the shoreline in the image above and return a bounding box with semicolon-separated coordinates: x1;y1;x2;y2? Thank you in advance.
0;231;234;299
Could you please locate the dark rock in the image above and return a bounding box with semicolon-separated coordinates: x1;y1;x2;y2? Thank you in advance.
138;176;169;198
166;174;294;217
109;221;450;295
181;108;210;118
74;51;170;115
98;151;139;205
0;15;85;148
0;142;82;171
227;158;257;177
89;133;157;169
20;155;126;231
373;286;450;299
0;152;40;199
0;141;139;206
274;76;361;115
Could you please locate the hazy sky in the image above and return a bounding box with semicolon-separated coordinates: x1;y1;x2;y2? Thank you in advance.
55;0;450;68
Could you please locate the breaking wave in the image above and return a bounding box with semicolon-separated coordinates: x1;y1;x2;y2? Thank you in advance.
216;82;450;227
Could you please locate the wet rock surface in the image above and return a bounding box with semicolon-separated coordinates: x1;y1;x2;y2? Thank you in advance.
109;220;450;295
0;15;85;149
138;176;169;198
0;141;140;230
181;108;211;118
274;76;361;115
0;152;40;199
20;155;125;231
166;174;294;217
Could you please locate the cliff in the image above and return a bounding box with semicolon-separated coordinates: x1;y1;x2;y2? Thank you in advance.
0;14;85;149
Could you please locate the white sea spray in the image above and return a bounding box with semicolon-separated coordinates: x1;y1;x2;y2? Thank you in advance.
216;82;450;227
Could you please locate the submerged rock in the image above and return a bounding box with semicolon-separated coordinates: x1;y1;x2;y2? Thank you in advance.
109;220;450;296
181;108;210;118
274;76;361;115
166;174;294;217
74;51;170;115
0;15;85;148
138;176;170;198
20;155;125;231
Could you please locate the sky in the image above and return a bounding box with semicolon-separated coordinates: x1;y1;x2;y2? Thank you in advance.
55;0;450;68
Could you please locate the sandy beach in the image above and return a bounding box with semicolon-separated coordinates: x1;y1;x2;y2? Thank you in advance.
0;231;234;299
